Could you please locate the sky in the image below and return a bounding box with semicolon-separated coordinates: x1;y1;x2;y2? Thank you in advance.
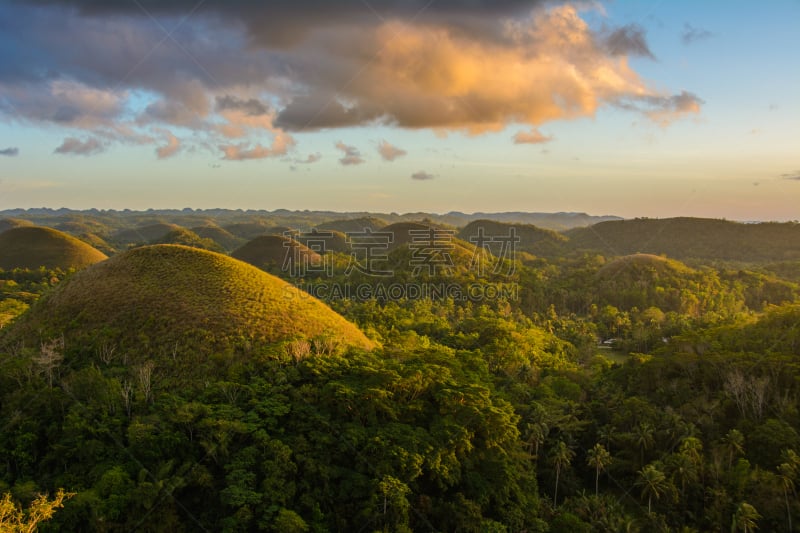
0;0;798;220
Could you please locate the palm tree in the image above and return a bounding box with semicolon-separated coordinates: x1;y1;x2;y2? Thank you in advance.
778;461;797;532
525;421;548;459
586;443;612;496
550;440;575;507
667;452;697;502
680;436;703;467
722;429;745;468
731;501;760;532
635;463;669;514
632;422;655;467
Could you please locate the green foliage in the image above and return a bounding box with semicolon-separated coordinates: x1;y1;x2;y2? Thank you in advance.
1;213;800;531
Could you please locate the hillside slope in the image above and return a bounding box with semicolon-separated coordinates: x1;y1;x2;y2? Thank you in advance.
2;245;373;357
566;218;800;262
0;226;108;270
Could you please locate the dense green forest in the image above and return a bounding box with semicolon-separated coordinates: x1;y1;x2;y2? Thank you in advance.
2;214;800;531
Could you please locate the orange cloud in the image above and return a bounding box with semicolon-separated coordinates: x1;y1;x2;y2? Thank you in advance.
276;5;682;135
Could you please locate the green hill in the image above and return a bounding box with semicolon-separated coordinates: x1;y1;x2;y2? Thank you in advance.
111;223;182;246
0;218;33;234
294;229;349;254
222;221;275;239
55;219;110;236
0;226;108;271
190;225;245;251
381;222;437;250
591;253;729;315
150;228;224;252
596;253;695;279
74;232;117;256
1;245;373;359
317;216;388;234
566;218;800;262
458;219;567;257
232;235;322;272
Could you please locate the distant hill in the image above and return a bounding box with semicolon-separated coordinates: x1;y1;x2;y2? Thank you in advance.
191;225;245;251
596;253;695;279
232;235;322;273
381;222;435;251
1;245;373;361
0;226;108;270
294;229;350;254
0;218;34;234
443;212;622;231
54;219;111;236
317;217;388;233
222;221;275;239
592;253;723;315
74;232;117;256
151;228;224;252
458;219;567;258
111;223;182;245
566;218;800;262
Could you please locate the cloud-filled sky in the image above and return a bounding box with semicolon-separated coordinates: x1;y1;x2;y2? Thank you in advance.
0;0;798;220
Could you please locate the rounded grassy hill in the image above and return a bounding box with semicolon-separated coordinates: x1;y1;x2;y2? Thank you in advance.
0;218;34;234
316;216;388;233
0;226;108;270
596;253;695;279
2;245;373;358
232;235;322;271
190;225;245;251
111;223;182;245
458;219;567;257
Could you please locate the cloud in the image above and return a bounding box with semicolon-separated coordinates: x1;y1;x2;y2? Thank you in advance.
0;79;125;129
0;1;702;159
411;171;436;181
215;95;271;116
681;24;713;45
644;91;704;126
603;24;655;59
618;91;703;126
54;136;105;155
220;132;295;160
0;147;19;156
155;130;181;159
781;171;800;181
335;142;365;166
296;152;321;164
513;128;553;145
378;140;407;161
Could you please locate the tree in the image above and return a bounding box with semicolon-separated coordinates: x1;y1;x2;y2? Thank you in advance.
550;440;575;508
731;501;760;532
777;450;799;532
33;337;63;388
722;429;745;469
0;488;74;532
636;463;670;514
586;443;612;496
632;422;655;467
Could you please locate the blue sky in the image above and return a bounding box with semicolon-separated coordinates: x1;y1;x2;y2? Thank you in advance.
0;0;797;220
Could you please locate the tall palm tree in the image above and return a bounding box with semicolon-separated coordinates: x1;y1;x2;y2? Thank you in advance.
550;440;575;508
731;501;760;532
667;452;697;502
680;436;703;468
635;463;669;514
722;429;745;468
778;461;797;532
632;422;655;467
586;443;612;496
